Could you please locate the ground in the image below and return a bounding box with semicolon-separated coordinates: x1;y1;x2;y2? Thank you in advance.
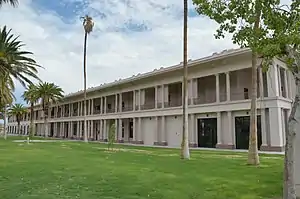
0;137;283;199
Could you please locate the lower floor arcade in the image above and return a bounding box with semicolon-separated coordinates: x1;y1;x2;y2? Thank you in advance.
7;107;288;152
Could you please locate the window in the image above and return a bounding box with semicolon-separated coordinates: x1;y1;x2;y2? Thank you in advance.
244;88;249;99
107;104;111;109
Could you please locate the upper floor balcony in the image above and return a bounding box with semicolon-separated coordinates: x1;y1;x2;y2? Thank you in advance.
22;63;289;122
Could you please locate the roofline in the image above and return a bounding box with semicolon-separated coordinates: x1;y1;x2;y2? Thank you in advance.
64;47;251;99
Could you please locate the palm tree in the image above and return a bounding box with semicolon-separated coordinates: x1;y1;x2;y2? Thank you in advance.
81;15;94;142
35;82;63;137
0;0;18;7
180;0;190;159
22;84;38;139
0;26;41;89
0;72;14;140
9;103;27;135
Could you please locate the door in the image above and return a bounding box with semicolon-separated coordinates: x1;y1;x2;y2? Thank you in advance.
197;118;217;148
235;116;262;150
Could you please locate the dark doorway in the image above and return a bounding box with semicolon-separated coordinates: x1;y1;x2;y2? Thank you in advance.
50;123;54;137
197;118;217;148
235;116;262;150
129;121;133;139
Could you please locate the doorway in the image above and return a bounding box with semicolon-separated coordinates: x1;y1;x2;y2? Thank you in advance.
197;118;217;148
235;116;262;150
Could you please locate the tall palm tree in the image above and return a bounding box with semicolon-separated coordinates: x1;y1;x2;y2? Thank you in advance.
35;82;63;137
81;15;94;142
180;0;190;159
0;72;14;140
0;0;18;7
9;103;27;135
22;84;38;139
0;26;41;89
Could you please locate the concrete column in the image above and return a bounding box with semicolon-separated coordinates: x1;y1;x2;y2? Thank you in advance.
284;69;289;98
104;97;107;114
267;64;280;97
115;94;118;112
77;102;80;116
70;122;73;138
76;121;79;138
260;109;268;147
118;119;122;141
155;86;158;109
133;118;136;141
90;120;93;139
269;107;284;148
226;72;230;101
69;104;71;117
227;111;233;146
161;116;165;142
161;85;165;108
190;114;194;144
119;93;122;112
217;112;222;145
277;66;282;96
155;116;158;142
138;90;141;110
138;117;142;142
103;120;107;140
100;97;103;114
133;91;136;111
215;73;220;103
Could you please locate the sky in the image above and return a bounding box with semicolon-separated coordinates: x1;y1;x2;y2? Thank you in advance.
0;0;241;104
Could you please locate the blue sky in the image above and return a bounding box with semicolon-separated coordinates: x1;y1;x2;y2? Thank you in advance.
0;0;238;105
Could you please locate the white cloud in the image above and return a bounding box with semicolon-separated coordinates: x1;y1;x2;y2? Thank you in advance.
0;0;237;98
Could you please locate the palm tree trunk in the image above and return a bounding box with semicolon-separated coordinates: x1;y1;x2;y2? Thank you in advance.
43;108;48;137
3;104;7;140
247;1;261;165
17;121;20;135
180;0;190;159
83;31;88;143
29;103;34;139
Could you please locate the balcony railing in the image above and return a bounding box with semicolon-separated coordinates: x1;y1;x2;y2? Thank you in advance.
72;111;78;116
93;109;101;115
157;103;162;108
106;108;115;113
141;103;155;110
64;112;69;117
164;99;182;108
193;96;216;105
122;106;133;112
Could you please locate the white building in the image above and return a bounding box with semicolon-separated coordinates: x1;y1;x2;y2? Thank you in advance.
7;48;293;152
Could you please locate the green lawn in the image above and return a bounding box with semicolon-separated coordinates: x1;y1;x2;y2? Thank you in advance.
0;137;283;199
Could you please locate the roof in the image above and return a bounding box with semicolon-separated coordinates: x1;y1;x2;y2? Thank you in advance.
64;47;251;99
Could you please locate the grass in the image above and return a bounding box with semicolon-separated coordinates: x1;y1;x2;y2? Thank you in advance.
0;136;283;199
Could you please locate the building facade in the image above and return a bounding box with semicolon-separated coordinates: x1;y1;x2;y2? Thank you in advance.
7;48;293;152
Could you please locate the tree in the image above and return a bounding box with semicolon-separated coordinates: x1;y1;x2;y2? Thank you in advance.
108;123;116;151
9;103;27;135
0;0;18;7
81;15;94;143
256;1;299;198
35;82;64;137
22;84;38;139
0;26;41;88
180;0;190;159
0;72;14;140
192;0;280;165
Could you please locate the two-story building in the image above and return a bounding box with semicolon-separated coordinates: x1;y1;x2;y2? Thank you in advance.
7;48;293;152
